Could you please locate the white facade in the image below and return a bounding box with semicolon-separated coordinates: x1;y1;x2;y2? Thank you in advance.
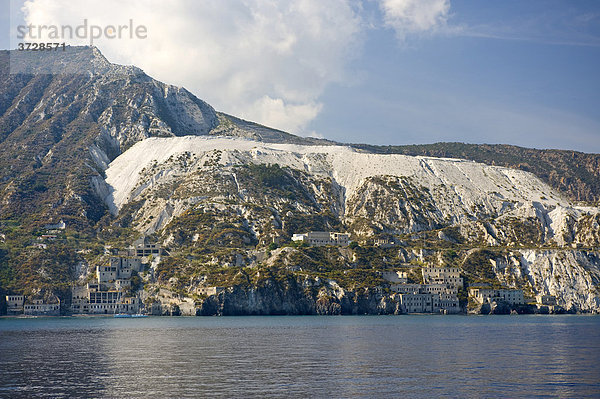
5;295;24;314
390;265;463;313
97;265;118;284
374;238;397;248
72;256;144;315
469;288;524;305
196;287;224;296
24;298;60;316
110;257;142;277
390;283;422;294
398;293;439;313
134;237;162;256
292;231;350;247
397;291;460;314
71;289;141;314
422;267;463;288
439;293;460;313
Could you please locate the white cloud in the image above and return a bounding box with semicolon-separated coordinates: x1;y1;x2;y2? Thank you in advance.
378;0;450;39
20;0;362;134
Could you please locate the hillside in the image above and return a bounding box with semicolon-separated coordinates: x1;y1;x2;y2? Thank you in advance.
353;143;600;204
1;47;599;315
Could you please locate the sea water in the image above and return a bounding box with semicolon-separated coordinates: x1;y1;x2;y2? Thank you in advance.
1;315;599;398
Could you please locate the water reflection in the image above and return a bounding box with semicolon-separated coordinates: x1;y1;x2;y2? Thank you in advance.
1;316;599;398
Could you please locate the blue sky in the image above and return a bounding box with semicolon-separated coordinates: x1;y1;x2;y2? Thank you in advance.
309;1;600;151
2;0;600;152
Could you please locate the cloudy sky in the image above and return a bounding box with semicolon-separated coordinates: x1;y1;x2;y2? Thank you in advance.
3;0;600;152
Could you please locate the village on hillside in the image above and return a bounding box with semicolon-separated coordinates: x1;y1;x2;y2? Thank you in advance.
2;228;544;317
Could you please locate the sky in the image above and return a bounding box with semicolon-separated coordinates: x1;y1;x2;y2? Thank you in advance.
2;0;600;153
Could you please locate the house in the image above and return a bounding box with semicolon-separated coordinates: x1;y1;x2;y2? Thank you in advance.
374;238;397;248
133;236;162;256
97;265;118;284
109;256;143;279
438;293;461;313
536;294;557;306
71;255;144;315
391;284;422;294
196;287;224;296
24;297;61;316
291;231;350;247
398;293;439;313
422;266;463;289
5;295;25;315
469;288;524;305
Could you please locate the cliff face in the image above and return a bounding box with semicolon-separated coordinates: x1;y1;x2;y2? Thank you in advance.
195;278;400;316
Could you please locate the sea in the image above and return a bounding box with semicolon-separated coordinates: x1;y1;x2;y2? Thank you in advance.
1;315;599;398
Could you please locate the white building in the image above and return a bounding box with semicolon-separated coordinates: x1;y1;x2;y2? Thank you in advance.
422;266;463;289
396;289;460;314
97;265;118;284
5;295;24;314
398;293;439;313
439;293;460;313
71;256;144;315
390;283;422;294
469;288;524;305
71;287;141;314
536;294;557;306
110;256;142;278
134;236;162;257
24;298;60;316
374;238;397;248
196;287;224;296
292;231;350;247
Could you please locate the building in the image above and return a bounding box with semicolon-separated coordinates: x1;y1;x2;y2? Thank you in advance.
97;257;143;286
71;286;141;314
386;264;464;314
374;238;397;248
291;231;350;247
196;287;224;296
24;297;61;316
398;293;439;313
536;294;557;306
469;288;524;305
438;293;460;313
422;266;463;289
71;255;144;315
97;265;118;283
110;257;143;278
421;284;454;296
390;283;422;294
5;295;24;315
134;236;162;257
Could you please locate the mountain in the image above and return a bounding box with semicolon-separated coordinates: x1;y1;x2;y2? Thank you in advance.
0;47;330;228
0;46;599;314
353;142;600;204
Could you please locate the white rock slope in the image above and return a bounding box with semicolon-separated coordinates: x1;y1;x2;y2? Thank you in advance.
105;136;569;214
